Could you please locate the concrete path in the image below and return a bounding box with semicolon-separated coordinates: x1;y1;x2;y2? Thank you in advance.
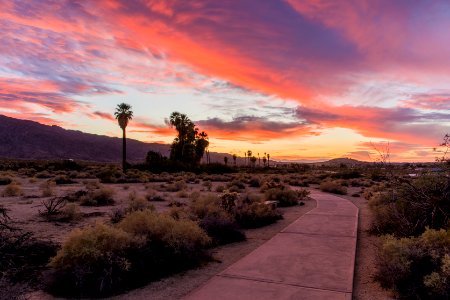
183;191;359;300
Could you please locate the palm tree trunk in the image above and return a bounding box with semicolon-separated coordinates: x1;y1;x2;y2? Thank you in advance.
122;128;126;172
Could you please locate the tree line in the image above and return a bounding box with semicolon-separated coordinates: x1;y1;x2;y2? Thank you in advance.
114;103;271;171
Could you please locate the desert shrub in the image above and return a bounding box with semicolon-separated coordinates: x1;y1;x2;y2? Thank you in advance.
265;187;306;207
146;194;165;202
176;190;189;198
190;195;223;219
202;180;212;191
219;191;239;213
331;169;362;179
35;171;52;179
53;175;76;185
248;176;261;187
17;168;37;177
126;197;154;213
199;214;245;245
166;207;193;221
168;199;185;207
0;177;12;185
1;183;23;197
235;201;282;228
118;210;210;264
260;179;285;192
368;175;450;237
215;185;225;193
40;181;55;197
227;179;246;191
95;167;124;183
48;223;138;297
59;203;81;222
63;189;88;202
376;228;450;299
319;180;348;195
40;197;66;216
110;208;126;224
190;195;244;245
165;180;187;192
80;187;115;206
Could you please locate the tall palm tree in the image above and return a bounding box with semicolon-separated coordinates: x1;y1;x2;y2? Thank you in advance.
114;103;133;172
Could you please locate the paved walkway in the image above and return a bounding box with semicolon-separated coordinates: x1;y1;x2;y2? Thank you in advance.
183;191;359;300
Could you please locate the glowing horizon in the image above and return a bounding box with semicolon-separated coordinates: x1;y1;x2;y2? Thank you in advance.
1;0;449;162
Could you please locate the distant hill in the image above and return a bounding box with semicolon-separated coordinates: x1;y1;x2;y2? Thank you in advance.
316;157;368;166
0;115;170;162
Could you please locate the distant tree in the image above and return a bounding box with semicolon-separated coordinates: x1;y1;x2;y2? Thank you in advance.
263;156;267;167
250;156;257;168
232;154;237;166
224;156;228;165
146;150;163;165
114;103;133;172
244;152;247;165
258;153;260;167
247;150;252;166
267;153;270;167
168;112;209;165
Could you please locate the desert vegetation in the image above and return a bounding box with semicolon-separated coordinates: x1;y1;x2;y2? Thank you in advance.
1;130;448;299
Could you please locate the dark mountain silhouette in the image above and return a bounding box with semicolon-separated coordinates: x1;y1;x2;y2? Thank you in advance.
0;115;170;162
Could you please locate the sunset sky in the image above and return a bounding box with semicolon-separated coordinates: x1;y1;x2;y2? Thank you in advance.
1;0;449;162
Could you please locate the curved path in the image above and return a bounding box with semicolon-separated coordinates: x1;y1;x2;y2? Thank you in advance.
183;191;359;300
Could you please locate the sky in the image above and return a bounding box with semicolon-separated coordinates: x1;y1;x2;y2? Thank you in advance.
1;0;450;162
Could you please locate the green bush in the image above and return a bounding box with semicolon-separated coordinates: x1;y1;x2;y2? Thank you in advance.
319;180;347;195
376;228;450;299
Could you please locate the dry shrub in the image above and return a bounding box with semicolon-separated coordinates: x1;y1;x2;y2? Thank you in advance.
0;177;12;185
40;181;55;197
176;190;189;198
80;186;115;206
165;180;187;192
60;203;81;221
40;197;66;216
368;175;450;237
235;201;282;228
48;223;137;297
319;180;348;195
2;183;23;197
190;195;244;245
376;228;450;299
126;197;154;213
265;187;309;207
118;210;210;257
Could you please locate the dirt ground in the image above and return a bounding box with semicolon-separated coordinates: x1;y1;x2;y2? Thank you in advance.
2;177;394;300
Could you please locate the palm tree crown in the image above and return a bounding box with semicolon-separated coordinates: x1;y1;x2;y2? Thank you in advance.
114;103;133;129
